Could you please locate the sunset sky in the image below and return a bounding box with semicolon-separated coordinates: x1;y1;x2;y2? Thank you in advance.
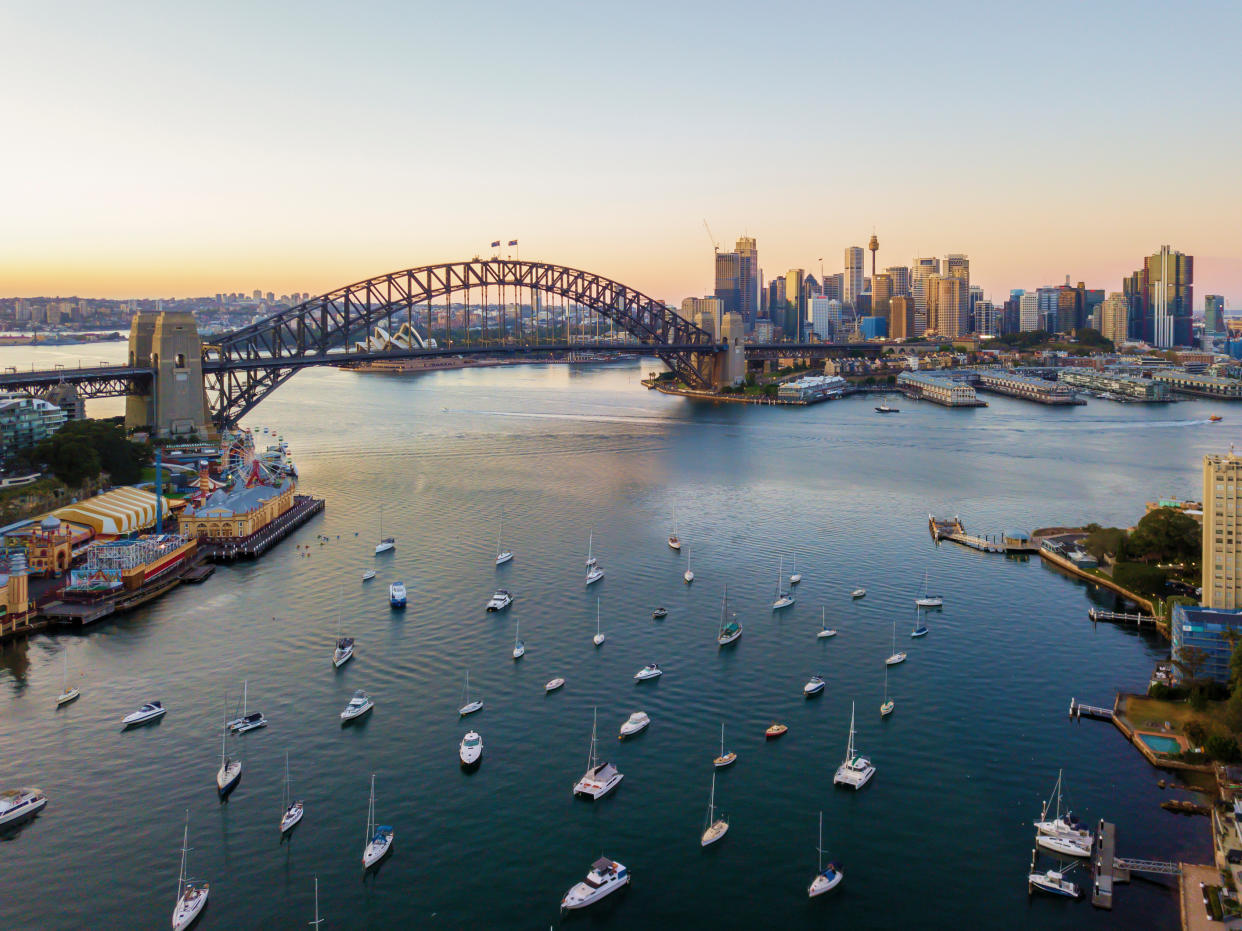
4;0;1239;306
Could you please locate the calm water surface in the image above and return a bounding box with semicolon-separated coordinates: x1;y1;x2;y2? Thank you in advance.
1;345;1234;929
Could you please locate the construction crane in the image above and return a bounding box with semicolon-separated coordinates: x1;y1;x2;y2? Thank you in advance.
702;219;719;254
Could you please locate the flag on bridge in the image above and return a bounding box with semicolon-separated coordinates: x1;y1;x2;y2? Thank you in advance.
490;240;501;248
508;240;518;247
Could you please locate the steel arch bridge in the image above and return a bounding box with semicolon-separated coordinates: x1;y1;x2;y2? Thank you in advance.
203;258;720;427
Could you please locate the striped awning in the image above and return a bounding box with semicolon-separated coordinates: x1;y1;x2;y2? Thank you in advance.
52;487;174;536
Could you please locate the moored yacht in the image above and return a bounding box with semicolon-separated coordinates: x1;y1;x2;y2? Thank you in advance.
340;689;374;723
362;569;376;581
1034;769;1093;856
512;620;525;659
561;857;630;911
486;590;512;612
833;702;875;789
851;588;866;599
226;681;266;732
683;545;694;584
593;599;606;646
459;671;483;715
0;788;47;828
333;637;355;668
817;606;837;639
713;724;737;768
716;585;742;645
216;705;242;799
171;811;208;931
545;677;566;693
459;731;483;768
803;674;826;697
573;708;623;800
279;752;303;835
633;663;662;681
361;775;393;869
619;712;650;738
772;557;795;610
495;511;513;565
652;607;668;619
668;505;681;551
700;773;728;847
914;570;942;608
808;811;843;897
122;700;166;727
885;617;907;665
389;582;407;608
1028;864;1080;898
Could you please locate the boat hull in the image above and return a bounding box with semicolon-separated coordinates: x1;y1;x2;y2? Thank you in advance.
713;752;737;768
122;707;166;727
495;552;513;565
545;679;565;693
885;653;907;666
171;886;208;931
1036;834;1091;858
280;804;304;834
362;833;393;869
216;762;242;798
56;689;80;707
772;597;795;610
808;869;843;897
700;820;729;846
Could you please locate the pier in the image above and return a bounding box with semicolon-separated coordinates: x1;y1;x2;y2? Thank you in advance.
1069;697;1115;721
1088;607;1159;628
927;514;1037;554
200;494;325;562
1090;820;1181;910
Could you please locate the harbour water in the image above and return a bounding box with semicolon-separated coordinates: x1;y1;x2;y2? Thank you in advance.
1;348;1230;929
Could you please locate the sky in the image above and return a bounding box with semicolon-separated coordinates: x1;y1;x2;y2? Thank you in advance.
3;0;1240;307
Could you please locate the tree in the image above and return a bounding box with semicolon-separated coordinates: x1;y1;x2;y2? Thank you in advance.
1128;507;1200;565
1084;525;1128;564
1173;645;1209;686
32;418;149;486
1206;735;1242;763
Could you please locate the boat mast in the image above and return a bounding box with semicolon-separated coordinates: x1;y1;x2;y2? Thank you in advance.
282;751;291;812
595;599;600;637
309;876;323;929
777;556;783;596
845;702;856;763
242;679;248;718
366;774;376;844
496;510;503;557
720;722;725;756
586;707;598;771
177;809;190;900
705;772;716;832
220;695;228;771
816;810;824;874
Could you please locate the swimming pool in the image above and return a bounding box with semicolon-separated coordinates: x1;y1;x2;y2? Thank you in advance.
1138;733;1182;755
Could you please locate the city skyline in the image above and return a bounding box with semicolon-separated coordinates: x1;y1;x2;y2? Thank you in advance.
3;0;1240;304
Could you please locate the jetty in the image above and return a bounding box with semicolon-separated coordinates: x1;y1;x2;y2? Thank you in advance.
1090;820;1181;910
927;514;1037;554
1088;607;1159;628
1069;697;1114;721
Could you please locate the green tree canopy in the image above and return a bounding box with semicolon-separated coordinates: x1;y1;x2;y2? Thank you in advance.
32;418;149;486
1128;507;1201;564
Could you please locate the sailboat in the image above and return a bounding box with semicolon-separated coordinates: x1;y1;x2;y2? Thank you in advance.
171;810;209;931
789;557;802;586
279;751;304;834
700;772;728;846
713;723;737;768
216;696;242;798
817;606;837;639
458;670;483;716
593;599;606;646
226;679;267;733
832;702;875;789
55;643;79;707
807;811;843;897
911;606;929;639
885;617;907;665
361;774;394;869
374;505;394;555
915;570;943;608
683;545;694;584
772;556;795;610
716;585;742;645
1034;769;1093;857
668;505;681;551
585;531;604;584
495;510;513;566
881;663;894;717
512;620;525;659
572;707;623;800
309;876;323;929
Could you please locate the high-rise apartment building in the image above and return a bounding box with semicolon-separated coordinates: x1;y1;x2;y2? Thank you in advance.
973;300;998;337
1206;295;1226;334
821;273;844;302
843;247;864;308
1203;452;1242;609
786;269;806;338
871;273;893;321
1099;292;1128;345
768;276;786;323
736;237;759;328
924;274;942;334
714;252;742;318
1036;287;1060;332
809;296;844;339
1019;291;1040;332
944;254;970;290
1125;246;1193;347
910;257;940;334
885;266;911;297
936;277;969;338
889;296;914;340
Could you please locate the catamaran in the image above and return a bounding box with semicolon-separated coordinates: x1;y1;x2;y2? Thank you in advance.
561;857;630;911
808;810;843;897
459;671;483;715
573;707;623;800
717;585;742;645
56;643;79;707
1034;769;1093;857
171;811;209;931
668;504;681;551
226;680;267;733
817;606;837;639
585;531;604;584
683;544;694;584
915;571;943;608
279;751;303;834
713;723;737;768
512;620;525;659
361;774;394;869
833;702;875;789
772;556;795;610
700;772;728;846
885;617;907;666
593;598;606;646
374;506;394;555
495;510;513;566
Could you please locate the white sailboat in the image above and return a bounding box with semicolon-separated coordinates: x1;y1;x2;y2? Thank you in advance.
171;810;209;931
1034;769;1093;857
832;701;875;789
361;774;393;869
817;606;837;639
593;598;606;646
772;556;795;610
585;530;597;568
495;510;513;566
668;505;681;551
56;643;79;707
915;570;942;608
700;772;728;846
572;707;623;800
374;505;394;555
716;586;742;645
458;670;483;716
713;723;737;768
512;620;525;659
683;545;694;584
807;811;843;897
881;662;894;717
885;616;907;666
216;696;242;798
585;531;604;584
279;751;304;834
789;556;802;586
226;679;267;733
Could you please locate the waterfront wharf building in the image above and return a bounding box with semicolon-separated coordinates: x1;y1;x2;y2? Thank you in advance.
975;370;1082;404
1204;451;1242;610
178;476;294;540
1057;367;1172;402
896;371;985;407
1151;369;1242;399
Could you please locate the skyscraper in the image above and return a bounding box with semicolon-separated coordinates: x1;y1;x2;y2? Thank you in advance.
736;236;759;328
944;254;969;292
924;273;942;334
1206;294;1226;334
786;268;806;339
1099;292;1128;345
936;277;968;338
1036;287;1060;332
1126;246;1193;347
871;273;893;321
714;252;742;318
843;247;864;308
910;257;940;334
885;265;910;297
973;300;998;337
889;296;914;340
1203;451;1242;610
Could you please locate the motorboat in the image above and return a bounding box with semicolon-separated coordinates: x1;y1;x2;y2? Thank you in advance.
1028;866;1080;898
803;674;826;697
545;677;565;693
362;569;376;581
573;708;623;800
459;671;483;715
652;607;668;619
700;773;728;847
875;402;900;413
122;701;166;727
633;664;662;681
851;588;866;599
279;752;303;835
772;557;795;609
171;812;209;931
333;637;355;668
231;712;267;734
765;723;788;740
593;598;606;646
717;585;742;645
486;590;512;612
389;582;407;608
361;775;393;869
459;731;483;767
340;689;374;723
808;811;843;897
512;620;525;659
713;723;737;767
817;606;837;639
560;857;630;911
1210;414;1223;422
619;712;650;738
0;788;47;828
833;702;875;789
683;545;694;584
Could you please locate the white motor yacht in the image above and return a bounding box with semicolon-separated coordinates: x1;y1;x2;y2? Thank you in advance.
803;674;826;697
486;590;512;612
1028;867;1080;898
833;703;875;790
0;788;47;828
573;708;623;800
851;588;866;599
362;569;376;581
389;582;407;608
619;712;650;738
459;731;483;767
561;857;630;911
122;701;166;727
633;664;662;681
340;690;374;723
545;677;566;693
333;637;355;668
808;811;843;897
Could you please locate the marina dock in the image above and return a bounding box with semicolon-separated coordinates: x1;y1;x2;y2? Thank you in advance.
1092;820;1118;908
927;514;1038;554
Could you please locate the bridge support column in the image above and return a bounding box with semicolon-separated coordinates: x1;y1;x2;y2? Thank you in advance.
712;312;747;389
125;311;215;439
